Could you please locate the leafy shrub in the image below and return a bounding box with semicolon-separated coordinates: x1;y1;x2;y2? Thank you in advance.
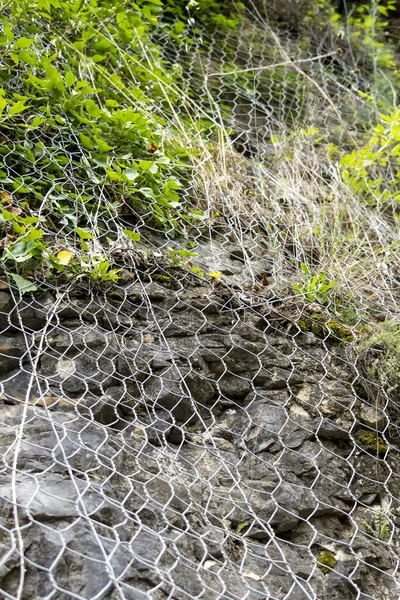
0;0;245;287
341;108;400;206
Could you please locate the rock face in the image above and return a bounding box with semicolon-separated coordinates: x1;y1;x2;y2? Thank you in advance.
0;280;398;600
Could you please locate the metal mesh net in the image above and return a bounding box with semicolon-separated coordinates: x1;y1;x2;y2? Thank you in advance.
0;0;400;598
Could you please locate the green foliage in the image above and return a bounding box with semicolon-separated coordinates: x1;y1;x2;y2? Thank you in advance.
10;273;37;293
317;551;336;575
357;319;400;399
67;254;120;285
342;0;397;72
360;510;391;541
166;247;204;277
327;0;399;104
293;263;336;305
0;0;243;286
163;0;245;31
1;0;399;303
166;247;198;265
341;108;400;206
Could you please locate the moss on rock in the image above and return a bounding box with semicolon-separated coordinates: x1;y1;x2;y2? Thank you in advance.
317;551;336;575
358;431;387;456
298;313;354;343
326;319;354;342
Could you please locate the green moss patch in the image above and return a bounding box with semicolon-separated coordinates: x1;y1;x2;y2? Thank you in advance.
317;551;336;575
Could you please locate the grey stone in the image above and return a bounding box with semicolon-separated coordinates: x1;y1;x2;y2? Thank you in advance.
0;333;32;373
45;325;109;353
295;380;355;422
0;292;13;330
144;367;214;422
40;349;117;394
16;294;55;331
359;402;387;431
123;282;167;302
315;417;350;440
0;472;103;520
185;370;215;403
0;369;41;404
218;373;252;398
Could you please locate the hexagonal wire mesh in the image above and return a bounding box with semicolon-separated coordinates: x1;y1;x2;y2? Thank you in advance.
0;1;400;599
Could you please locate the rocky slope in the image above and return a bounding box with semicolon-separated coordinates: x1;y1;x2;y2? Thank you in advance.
0;272;398;600
1;0;400;598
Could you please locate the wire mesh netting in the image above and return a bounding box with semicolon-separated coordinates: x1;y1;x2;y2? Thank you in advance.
0;0;400;598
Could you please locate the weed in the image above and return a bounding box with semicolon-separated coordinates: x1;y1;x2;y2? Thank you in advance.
235;522;249;535
293;263;336;305
359;510;392;542
165;248;204;277
68;255;120;286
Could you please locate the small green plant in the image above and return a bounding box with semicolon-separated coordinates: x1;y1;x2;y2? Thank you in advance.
166;248;198;266
235;521;249;535
293;263;336;305
335;303;365;328
356;320;400;439
165;248;204;277
359;510;391;542
69;255;120;285
317;551;336;575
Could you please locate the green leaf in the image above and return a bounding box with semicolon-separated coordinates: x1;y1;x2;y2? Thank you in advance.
90;54;106;63
139;160;154;171
300;263;310;275
377;5;388;15
79;133;95;150
10;274;37;293
23;229;44;241
75;227;94;240
2;209;14;221
177;249;197;258
139;187;155;198
125;167;139;181
18;50;38;65
95;137;113;152
12;222;26;234
5;241;33;262
64;71;77;87
123;229;140;242
30;116;45;127
0;97;7;115
9;100;28;116
14;37;34;49
4;24;14;43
